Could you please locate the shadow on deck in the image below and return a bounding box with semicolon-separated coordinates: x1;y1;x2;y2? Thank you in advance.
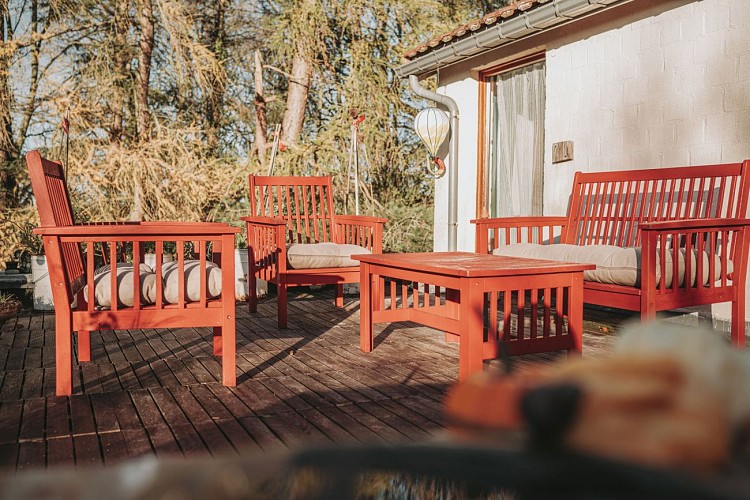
0;286;703;472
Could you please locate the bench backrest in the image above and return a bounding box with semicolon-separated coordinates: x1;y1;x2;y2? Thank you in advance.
249;175;337;244
565;162;750;247
26;151;86;294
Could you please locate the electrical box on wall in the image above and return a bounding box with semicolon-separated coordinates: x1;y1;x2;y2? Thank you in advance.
552;141;574;163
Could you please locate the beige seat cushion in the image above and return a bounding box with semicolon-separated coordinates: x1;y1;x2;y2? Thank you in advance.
162;260;222;304
492;244;731;288
84;263;156;308
287;243;371;269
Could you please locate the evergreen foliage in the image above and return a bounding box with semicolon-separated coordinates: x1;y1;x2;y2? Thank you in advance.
0;0;503;260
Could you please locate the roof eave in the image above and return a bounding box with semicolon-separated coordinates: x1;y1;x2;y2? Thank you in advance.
396;0;632;79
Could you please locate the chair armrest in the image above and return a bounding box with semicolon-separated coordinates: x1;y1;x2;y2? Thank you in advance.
34;222;241;237
471;216;569;253
334;215;387;252
240;216;287;226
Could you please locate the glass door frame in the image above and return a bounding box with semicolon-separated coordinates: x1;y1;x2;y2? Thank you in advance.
476;52;546;219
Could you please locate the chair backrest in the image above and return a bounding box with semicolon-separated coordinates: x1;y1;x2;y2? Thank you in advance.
249;175;337;244
565;162;750;248
26;150;85;294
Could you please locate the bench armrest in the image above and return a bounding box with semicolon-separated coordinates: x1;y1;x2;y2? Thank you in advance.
640;218;750;231
471;216;569;253
639;218;750;292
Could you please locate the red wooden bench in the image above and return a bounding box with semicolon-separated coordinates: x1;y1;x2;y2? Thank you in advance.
242;175;386;328
26;150;240;396
474;162;750;346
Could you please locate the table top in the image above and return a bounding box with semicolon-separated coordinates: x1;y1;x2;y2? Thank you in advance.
354;252;595;278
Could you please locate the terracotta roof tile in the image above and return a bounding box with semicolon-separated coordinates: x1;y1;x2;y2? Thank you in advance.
403;0;550;60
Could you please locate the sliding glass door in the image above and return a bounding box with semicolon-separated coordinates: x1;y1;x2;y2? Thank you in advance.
484;60;546;218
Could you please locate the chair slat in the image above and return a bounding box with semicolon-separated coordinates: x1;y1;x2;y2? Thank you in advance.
110;243;118;312
133;242;141;311
199;240;207;308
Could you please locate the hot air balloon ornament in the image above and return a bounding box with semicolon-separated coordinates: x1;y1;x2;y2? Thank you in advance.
414;107;450;178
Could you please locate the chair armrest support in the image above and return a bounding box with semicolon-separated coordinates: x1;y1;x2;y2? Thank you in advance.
334;215;387;252
243;216;287;277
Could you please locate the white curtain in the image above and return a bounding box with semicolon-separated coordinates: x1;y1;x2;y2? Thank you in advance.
487;61;545;218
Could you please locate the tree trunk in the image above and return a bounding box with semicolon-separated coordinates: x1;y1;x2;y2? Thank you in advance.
0;0;18;210
135;0;154;142
111;0;130;143
15;0;39;151
132;0;154;221
280;49;312;146
204;0;226;151
254;49;268;165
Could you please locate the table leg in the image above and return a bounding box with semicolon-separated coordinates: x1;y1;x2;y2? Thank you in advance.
458;278;484;380
360;262;374;352
568;273;584;355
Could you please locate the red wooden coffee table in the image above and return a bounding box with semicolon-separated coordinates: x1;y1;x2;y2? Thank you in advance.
355;252;595;380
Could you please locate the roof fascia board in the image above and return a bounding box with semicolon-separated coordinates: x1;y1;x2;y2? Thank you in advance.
396;0;632;79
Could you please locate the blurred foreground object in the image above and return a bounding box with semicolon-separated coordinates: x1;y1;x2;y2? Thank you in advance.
3;443;748;500
446;321;750;473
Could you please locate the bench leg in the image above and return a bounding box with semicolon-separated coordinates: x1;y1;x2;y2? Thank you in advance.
335;284;344;308
77;330;91;362
640;295;657;324
55;312;73;396
732;296;746;348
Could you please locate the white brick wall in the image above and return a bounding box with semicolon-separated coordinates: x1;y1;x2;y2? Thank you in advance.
545;0;750;216
435;77;479;252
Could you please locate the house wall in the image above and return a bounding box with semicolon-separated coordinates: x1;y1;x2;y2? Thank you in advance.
545;0;750;215
434;0;750;323
434;77;479;252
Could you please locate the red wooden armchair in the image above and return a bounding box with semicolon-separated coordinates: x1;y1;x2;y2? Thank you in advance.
242;175;386;327
26;151;240;396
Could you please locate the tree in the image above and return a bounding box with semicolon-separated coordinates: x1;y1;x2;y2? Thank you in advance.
2;0;494;263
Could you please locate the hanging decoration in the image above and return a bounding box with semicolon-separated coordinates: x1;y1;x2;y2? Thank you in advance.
414;107;449;179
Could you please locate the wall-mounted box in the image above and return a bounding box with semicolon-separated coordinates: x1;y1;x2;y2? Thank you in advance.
552;141;574;163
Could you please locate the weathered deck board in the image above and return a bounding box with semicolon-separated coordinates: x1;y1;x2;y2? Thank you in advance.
0;287;639;472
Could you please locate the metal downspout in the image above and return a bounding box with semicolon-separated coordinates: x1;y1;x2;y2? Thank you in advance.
408;75;459;252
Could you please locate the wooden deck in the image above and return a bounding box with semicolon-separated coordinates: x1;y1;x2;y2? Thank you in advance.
0;287;640;472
